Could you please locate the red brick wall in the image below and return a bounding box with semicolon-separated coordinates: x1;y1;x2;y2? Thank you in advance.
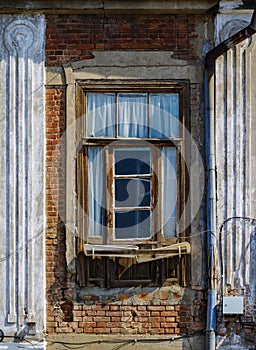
47;294;206;335
45;87;69;330
45;14;206;66
45;13;208;338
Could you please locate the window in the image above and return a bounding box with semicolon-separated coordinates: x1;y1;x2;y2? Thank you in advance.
76;82;189;287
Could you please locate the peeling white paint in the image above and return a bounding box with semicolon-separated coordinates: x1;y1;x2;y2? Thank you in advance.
0;15;45;339
219;1;244;10
215;33;256;308
215;14;251;45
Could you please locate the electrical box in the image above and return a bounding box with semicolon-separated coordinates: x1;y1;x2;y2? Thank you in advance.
223;296;244;314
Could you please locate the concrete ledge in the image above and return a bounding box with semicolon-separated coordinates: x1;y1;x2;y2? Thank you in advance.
46;334;206;350
0;0;218;14
46;51;202;86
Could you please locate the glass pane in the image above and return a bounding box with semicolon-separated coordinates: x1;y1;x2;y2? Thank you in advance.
162;147;177;237
115;178;150;207
150;93;179;138
115;210;151;239
118;93;148;137
86;93;115;137
115;149;151;175
88;147;104;236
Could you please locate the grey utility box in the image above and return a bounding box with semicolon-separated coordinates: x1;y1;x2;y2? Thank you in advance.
223;296;244;314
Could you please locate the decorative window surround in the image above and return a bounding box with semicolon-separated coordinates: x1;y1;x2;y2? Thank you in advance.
62;52;201;276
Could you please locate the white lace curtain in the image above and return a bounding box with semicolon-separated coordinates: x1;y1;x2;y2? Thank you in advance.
86;93;179;138
87;93;178;237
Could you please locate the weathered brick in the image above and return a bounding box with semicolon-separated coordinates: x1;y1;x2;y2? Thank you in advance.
150;328;165;334
147;306;165;311
111;317;121;322
151;322;161;328
93;317;111;322
110;305;120;311
45;11;208;339
151;312;160;317
46;321;58;328
46;14;202;66
93;328;111;334
106;311;122;317
161;311;178;317
161;322;178;328
79;322;96;328
96;322;108;328
111;328;122;333
164;327;175;334
94;305;110;311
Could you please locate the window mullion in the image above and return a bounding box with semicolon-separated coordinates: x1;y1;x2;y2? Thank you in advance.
105;146;113;244
148;93;150;138
115;93;118;138
83;148;88;243
156;146;163;247
114;174;152;179
114;206;151;211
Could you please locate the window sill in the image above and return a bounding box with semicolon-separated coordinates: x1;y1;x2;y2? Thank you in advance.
84;242;190;262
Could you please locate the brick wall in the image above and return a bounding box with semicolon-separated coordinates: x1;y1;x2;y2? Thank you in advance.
45;87;69;330
45;13;208;339
46;291;206;335
45;14;206;66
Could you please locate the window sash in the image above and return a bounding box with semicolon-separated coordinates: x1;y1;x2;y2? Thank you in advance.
86;144;177;242
162;147;177;238
88;146;104;237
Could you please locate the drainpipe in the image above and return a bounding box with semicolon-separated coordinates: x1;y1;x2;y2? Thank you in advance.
205;61;217;350
204;4;256;350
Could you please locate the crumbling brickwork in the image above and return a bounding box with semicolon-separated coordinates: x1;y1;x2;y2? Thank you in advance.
46;289;206;335
45;87;69;332
45;12;208;341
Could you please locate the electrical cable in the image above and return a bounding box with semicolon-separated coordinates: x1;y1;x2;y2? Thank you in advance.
111;340;133;350
1;216;254;347
0;329;4;342
218;216;256;295
0;215;222;264
1;211;250;264
216;216;256;341
23;338;37;350
219;216;256;234
46;330;205;348
47;339;100;346
0;334;43;349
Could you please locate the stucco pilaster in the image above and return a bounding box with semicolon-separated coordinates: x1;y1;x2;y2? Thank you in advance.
0;15;45;340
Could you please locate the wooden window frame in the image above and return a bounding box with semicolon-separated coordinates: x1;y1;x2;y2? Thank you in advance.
76;80;190;287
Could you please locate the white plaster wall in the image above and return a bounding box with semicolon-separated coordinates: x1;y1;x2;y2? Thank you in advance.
0;15;45;340
215;34;256;302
